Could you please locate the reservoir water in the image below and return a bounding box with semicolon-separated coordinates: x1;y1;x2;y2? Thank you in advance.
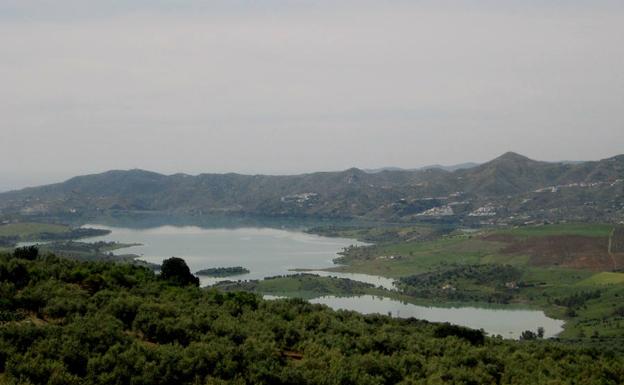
83;224;564;339
310;295;565;339
83;224;376;287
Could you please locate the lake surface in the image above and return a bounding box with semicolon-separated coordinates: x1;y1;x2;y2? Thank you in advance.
83;224;564;338
310;295;565;339
83;224;379;287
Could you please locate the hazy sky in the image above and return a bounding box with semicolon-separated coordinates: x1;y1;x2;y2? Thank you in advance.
2;1;624;191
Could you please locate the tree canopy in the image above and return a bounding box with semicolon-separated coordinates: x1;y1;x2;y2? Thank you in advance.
0;250;622;384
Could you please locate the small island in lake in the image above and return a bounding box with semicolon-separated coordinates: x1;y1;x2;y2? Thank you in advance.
195;266;250;277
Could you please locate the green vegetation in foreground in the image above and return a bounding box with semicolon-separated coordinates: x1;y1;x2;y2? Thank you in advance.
1;250;623;384
306;223;624;343
196;266;250;277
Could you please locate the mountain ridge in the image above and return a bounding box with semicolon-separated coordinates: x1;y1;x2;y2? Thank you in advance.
1;152;623;224
363;162;480;174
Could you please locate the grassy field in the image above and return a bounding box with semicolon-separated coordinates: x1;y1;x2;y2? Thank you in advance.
492;223;614;238
304;223;624;341
578;272;624;286
309;224;439;243
0;222;111;249
328;236;513;277
325;223;620;276
0;222;69;237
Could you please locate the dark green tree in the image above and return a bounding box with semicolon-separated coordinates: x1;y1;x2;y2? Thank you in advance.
537;326;545;339
520;330;537;341
13;246;38;261
160;257;199;287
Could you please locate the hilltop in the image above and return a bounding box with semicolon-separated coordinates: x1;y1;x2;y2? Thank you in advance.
0;152;622;224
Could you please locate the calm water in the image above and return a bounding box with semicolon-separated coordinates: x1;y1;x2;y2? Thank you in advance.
310;295;565;339
83;224;380;287
83;224;564;338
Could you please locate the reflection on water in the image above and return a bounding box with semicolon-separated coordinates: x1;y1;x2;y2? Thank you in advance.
310;295;565;339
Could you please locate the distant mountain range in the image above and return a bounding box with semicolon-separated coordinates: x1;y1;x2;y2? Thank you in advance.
364;162;480;174
1;152;623;225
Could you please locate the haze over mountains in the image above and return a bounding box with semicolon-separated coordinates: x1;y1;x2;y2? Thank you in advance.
1;152;623;225
363;162;481;174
